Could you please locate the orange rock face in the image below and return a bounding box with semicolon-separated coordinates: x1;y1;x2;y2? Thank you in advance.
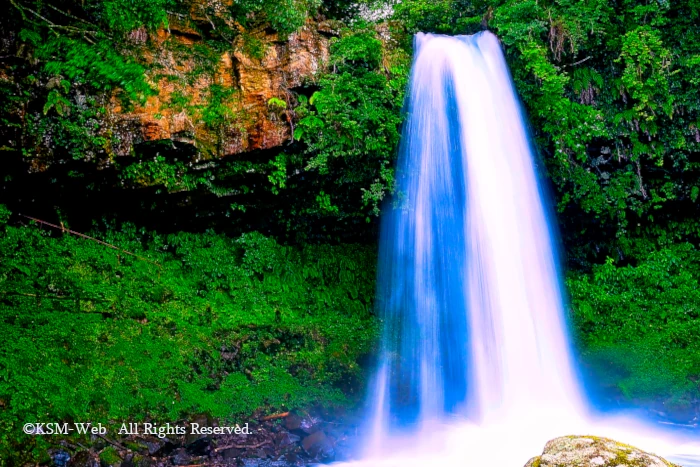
110;19;331;158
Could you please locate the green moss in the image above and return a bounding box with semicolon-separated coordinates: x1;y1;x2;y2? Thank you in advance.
99;447;122;466
539;436;681;467
124;441;147;453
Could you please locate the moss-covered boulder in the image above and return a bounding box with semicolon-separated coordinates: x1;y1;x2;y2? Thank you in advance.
525;436;679;467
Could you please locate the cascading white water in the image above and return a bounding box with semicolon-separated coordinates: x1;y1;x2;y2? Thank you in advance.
370;29;584;434
337;31;700;467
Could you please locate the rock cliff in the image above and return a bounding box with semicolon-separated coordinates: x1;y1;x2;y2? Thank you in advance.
110;17;334;158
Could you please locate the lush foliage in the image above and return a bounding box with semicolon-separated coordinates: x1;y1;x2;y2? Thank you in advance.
294;25;409;219
0;209;377;463
231;0;321;36
1;0;700;456
568;244;700;404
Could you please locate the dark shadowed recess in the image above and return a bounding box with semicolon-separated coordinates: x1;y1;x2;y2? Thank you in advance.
0;140;380;244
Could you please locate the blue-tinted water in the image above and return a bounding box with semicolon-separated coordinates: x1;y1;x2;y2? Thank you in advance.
339;31;700;466
370;29;583;435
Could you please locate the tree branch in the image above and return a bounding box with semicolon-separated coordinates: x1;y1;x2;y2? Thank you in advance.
10;0;57;27
564;56;592;68
214;440;271;452
21;215;162;268
46;3;98;28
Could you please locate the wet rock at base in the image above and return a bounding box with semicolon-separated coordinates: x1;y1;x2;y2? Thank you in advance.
525;436;679;467
148;438;177;457
284;413;302;431
58;407;357;467
171;448;192;466
220;447;242;459
241;460;297;467
185;414;215;454
278;432;301;448
52;450;71;467
301;431;334;462
299;416;320;434
67;450;91;467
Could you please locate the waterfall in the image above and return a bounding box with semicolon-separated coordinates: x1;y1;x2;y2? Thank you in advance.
338;31;700;467
373;31;583;430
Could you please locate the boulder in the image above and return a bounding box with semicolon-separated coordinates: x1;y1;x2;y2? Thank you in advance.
185;413;215;454
170;448;192;466
525;436;679;467
284;413;302;431
301;430;335;461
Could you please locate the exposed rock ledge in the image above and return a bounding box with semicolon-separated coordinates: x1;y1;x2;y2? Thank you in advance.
110;18;334;159
525;436;679;467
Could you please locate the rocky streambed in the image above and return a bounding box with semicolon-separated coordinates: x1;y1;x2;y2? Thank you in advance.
48;410;361;467
46;414;694;467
